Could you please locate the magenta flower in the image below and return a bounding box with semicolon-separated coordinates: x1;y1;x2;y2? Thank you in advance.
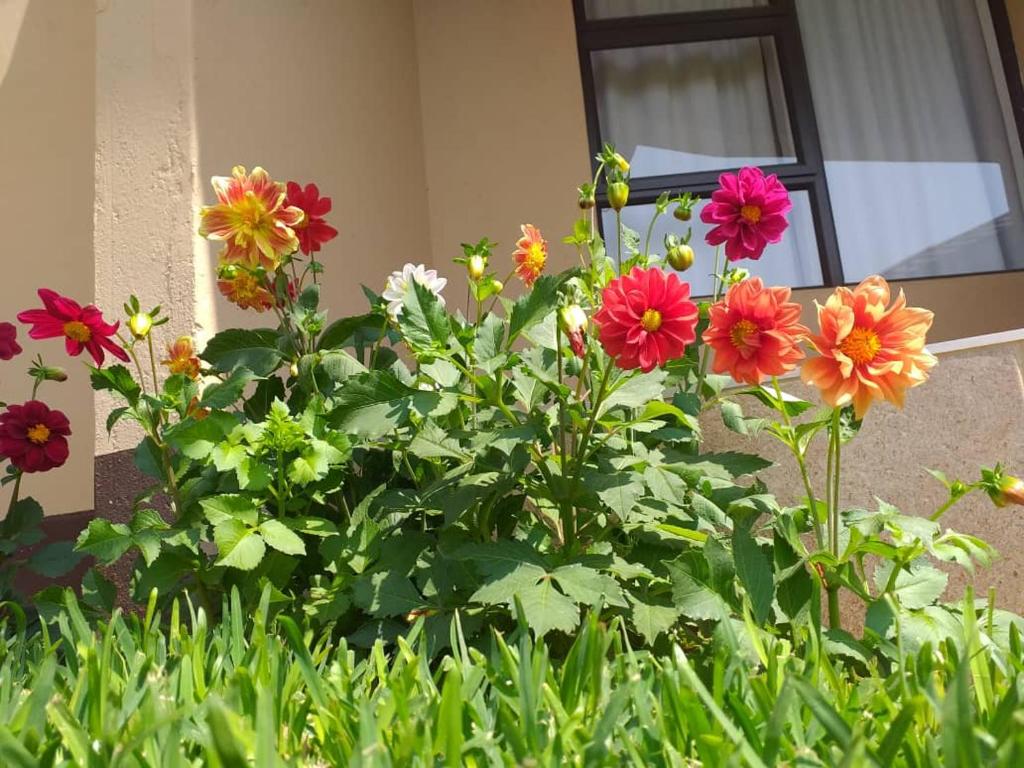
17;289;130;367
700;167;791;262
0;322;21;361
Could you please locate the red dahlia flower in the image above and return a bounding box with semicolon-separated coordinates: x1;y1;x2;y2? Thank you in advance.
285;182;339;256
700;167;791;262
0;400;71;473
703;277;809;385
17;289;129;366
0;322;22;360
594;267;698;372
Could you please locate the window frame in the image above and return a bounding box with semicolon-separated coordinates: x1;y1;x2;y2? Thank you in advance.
572;0;1024;288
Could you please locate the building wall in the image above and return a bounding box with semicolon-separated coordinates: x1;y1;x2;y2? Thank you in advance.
0;0;96;514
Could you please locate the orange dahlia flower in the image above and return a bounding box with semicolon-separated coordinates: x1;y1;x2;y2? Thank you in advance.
199;166;304;270
703;277;808;385
513;224;547;286
217;268;274;312
801;276;935;417
162;336;201;380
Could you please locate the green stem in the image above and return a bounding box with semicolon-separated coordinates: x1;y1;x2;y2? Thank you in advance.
642;207;660;260
615;210;623;271
695;246;723;400
368;315;389;369
772;377;824;549
830;408;842;558
4;472;23;521
826;586;841;631
146;333;160;393
929;491;972;521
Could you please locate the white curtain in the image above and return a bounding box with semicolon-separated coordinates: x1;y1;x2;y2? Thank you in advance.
588;0;1024;283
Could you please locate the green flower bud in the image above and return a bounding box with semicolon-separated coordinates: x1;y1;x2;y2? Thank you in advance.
666;244;694;272
128;312;154;340
607;181;630;212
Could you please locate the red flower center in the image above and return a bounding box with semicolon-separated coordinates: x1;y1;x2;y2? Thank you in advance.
740;204;762;224
729;319;759;349
640;308;662;332
839;326;881;365
63;321;91;342
26;423;51;445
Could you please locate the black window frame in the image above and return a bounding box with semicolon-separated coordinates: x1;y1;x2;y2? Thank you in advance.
572;0;1024;288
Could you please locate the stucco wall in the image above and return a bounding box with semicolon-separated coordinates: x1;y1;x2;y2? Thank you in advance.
0;0;96;514
413;0;592;299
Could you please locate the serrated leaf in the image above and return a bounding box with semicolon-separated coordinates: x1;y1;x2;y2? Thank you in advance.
200;494;259;526
598;369;667;418
551;564;627;607
517;578;579;637
258;519;306;556
628;593;681;644
200;368;256;409
470;562;547;605
874;563;948;609
409;422;470;461
353;571;423;617
90;364;141;406
328;371;444;439
508;274;569;342
75;519;132;563
213;518;265;570
201;328;283;376
473;312;506;371
317;312;384;351
399;278;450;352
668;564;730;621
28;541;81;578
733;526;774;624
289;438;345;485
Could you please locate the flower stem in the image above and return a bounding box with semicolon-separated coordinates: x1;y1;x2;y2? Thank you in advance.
695;246;723;401
772;377;824;549
146;334;160;393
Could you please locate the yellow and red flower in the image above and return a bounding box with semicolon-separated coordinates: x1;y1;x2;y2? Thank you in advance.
162;336;201;380
594;267;698;372
285;182;339;256
17;289;129;367
199;166;304;270
0;400;71;473
703;277;808;385
217;267;275;312
513;224;548;286
801;276;936;417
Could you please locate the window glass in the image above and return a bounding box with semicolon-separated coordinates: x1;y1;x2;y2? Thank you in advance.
600;191;822;296
796;0;1024;280
584;0;768;19
590;37;796;177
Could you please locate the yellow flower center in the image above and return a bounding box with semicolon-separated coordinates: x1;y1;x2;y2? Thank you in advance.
641;308;662;332
839;326;881;365
26;423;50;445
740;204;762;224
524;243;546;272
236;192;272;235
63;321;91;342
730;318;759;348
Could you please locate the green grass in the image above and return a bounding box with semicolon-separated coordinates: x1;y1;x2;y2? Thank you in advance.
1;588;1023;766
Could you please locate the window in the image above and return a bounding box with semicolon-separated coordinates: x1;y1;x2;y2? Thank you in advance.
573;0;1024;291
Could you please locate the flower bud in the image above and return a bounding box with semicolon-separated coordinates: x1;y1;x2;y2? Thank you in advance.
612;152;630;173
559;304;588;334
289;362;299;378
991;475;1024;507
726;268;750;285
607;181;629;212
666;244;695;272
673;204;692;222
491;280;504;295
578;191;595;210
467;254;486;281
42;366;68;382
129;312;154;340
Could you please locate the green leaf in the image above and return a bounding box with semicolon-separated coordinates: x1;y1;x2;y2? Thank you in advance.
585;470;645;519
317;312;383;351
517;578;579;637
409;422;470;461
551;564;627;607
258;519;306;556
353;571;423;617
213;518;266;570
200;368;256;409
668;564;730;622
628;593;681;644
740;385;813;418
598;369;667;418
399;278;450;352
75;518;132;563
470;562;547;606
90;364;141;406
289;438;346;485
473;312;506;371
508;274;568;342
28;541;81;578
201;328;283;376
200;494;259;526
665;451;772;482
732;526;774;624
874;563;948;609
329;371;444;439
164;411;237;460
298;283;320;310
720;400;766;435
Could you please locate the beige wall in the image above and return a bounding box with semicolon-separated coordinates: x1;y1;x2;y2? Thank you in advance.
0;0;96;514
413;0;592;299
191;0;433;332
